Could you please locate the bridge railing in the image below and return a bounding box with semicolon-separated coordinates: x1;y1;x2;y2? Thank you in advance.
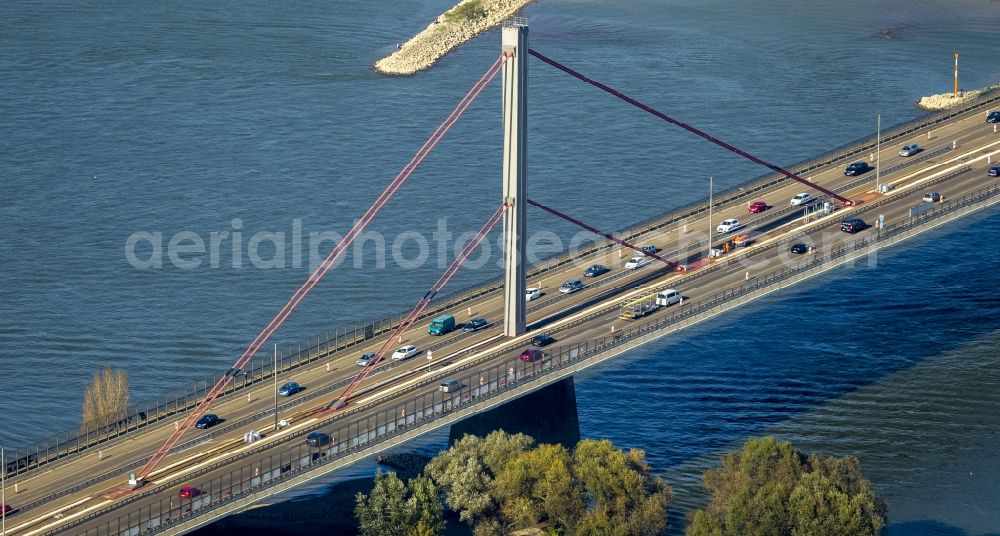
49;181;1000;536
8;91;998;480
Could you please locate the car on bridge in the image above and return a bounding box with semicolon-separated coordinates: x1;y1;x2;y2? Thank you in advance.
584;264;609;277
1;503;13;515
989;166;1000;177
356;352;377;367
463;318;489;332
439;380;462;393
923;192;941;203
559;280;584;294
520;348;544;362
277;381;301;397
748;200;768;213
177;486;201;499
790;192;815;206
305;431;332;448
987;111;1000;123
532;334;556;347
625;256;650;269
195;414;219;429
641;245;660;255
790;243;811;254
844;161;871;176
525;287;542;301
716;219;744;234
655;289;681;306
841;217;868;233
898;143;922;157
391;345;420;361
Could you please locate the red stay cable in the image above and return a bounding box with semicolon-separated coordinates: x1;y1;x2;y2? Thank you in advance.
136;53;508;482
327;203;509;410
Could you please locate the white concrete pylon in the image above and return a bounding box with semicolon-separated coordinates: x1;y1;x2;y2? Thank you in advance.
501;21;528;337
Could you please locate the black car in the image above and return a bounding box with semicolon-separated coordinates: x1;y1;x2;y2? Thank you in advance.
841;217;867;233
305;431;332;448
531;334;556;347
987;111;1000;123
790;243;810;254
989;166;1000;177
463;318;489;332
195;414;219;429
583;264;609;277
843;162;871;176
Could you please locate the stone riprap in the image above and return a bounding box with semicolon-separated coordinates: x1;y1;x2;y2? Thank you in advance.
917;84;1000;110
374;0;534;76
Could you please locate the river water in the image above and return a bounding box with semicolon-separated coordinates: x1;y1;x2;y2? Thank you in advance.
2;0;999;533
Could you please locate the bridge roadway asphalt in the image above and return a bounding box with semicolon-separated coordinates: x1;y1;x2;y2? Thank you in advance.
5;109;999;535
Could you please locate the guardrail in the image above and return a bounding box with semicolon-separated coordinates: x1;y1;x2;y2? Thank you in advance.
8;90;998;481
46;179;1000;536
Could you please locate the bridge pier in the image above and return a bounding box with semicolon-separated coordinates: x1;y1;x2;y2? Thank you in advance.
501;20;528;337
449;376;580;447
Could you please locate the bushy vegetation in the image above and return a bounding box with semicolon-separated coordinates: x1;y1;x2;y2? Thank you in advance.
355;471;445;536
686;437;887;536
444;0;487;22
356;433;885;536
82;366;129;427
358;431;671;536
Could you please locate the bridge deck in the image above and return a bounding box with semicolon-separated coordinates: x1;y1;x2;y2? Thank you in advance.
4;103;1000;536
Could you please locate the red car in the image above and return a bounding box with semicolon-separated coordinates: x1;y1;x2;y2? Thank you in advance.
1;503;13;515
748;200;768;213
520;348;543;363
178;486;201;499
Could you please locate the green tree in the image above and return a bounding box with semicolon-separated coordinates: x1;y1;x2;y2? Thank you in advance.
356;471;445;536
493;443;584;530
407;476;445;535
357;471;409;536
686;437;886;536
425;430;534;524
573;440;672;536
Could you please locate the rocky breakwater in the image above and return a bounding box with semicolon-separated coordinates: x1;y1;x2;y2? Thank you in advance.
917;83;1000;110
375;0;535;76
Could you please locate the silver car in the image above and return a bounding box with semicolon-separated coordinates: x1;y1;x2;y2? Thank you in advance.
439;380;462;393
898;143;921;157
559;280;584;294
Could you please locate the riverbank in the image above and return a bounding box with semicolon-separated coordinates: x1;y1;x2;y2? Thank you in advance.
917;83;1000;110
374;0;535;76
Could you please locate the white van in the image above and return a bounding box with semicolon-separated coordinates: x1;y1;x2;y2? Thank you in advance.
655;289;681;307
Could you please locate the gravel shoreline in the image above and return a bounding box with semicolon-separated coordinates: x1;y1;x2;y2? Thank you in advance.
374;0;535;76
917;84;1000;110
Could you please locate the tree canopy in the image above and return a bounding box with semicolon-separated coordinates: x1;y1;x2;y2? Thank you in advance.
686;437;886;536
424;432;670;535
355;471;445;536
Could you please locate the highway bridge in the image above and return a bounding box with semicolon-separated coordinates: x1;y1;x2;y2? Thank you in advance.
3;21;1000;536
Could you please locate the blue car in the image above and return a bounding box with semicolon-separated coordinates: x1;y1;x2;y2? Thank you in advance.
195;414;219;429
277;381;301;397
463;318;489;332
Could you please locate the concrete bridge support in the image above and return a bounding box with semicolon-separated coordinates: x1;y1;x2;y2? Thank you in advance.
501;20;528;337
449;376;581;447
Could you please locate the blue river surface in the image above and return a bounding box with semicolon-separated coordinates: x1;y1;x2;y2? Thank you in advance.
2;0;1000;534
